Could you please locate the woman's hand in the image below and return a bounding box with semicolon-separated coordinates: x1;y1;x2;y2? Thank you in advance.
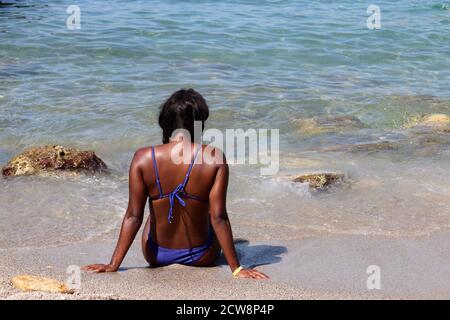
82;264;118;273
235;268;269;280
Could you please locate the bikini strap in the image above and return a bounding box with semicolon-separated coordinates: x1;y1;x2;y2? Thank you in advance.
153;145;203;224
151;146;163;197
182;145;202;188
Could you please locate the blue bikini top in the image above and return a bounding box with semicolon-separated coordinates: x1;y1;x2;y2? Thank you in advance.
150;145;207;223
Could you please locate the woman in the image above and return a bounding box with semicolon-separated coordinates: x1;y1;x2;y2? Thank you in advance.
84;89;268;279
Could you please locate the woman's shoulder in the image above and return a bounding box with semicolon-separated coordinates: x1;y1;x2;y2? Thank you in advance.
130;146;153;168
134;146;152;157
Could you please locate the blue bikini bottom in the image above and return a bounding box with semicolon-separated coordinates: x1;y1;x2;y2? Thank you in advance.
148;230;214;266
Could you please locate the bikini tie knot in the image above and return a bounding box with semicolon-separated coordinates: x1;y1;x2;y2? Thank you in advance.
167;183;186;223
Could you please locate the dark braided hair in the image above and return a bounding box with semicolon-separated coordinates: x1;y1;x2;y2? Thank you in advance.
158;89;209;144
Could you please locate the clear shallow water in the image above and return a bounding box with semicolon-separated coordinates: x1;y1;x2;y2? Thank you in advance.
0;0;449;249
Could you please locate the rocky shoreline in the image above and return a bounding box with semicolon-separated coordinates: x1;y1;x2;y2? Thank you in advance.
2;145;108;177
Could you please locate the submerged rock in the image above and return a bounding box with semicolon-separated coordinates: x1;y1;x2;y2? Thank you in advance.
293;172;344;190
320;141;398;153
1;145;107;177
403;113;450;131
420;114;450;126
291;115;367;136
11;275;75;294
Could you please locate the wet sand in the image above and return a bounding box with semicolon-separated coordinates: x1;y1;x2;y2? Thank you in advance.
2;231;450;300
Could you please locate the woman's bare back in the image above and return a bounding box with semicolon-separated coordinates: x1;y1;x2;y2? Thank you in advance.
139;142;219;249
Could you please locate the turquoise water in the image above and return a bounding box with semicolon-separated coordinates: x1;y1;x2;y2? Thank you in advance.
0;1;450;248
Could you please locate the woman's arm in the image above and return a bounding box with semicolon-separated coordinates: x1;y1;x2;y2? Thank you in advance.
209;153;268;280
83;149;148;273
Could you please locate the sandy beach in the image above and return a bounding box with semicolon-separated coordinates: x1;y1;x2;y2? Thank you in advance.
2;227;450;299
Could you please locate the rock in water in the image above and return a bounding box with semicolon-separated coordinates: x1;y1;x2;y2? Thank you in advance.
403;113;450;131
420;114;450;128
293;172;344;190
320;141;398;153
11;275;75;294
291;115;367;136
1;145;107;177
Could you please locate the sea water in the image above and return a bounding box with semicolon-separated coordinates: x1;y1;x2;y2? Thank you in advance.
0;0;449;249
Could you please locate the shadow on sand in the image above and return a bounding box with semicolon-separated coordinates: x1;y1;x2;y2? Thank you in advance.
216;239;287;268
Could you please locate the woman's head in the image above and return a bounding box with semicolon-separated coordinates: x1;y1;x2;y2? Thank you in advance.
158;89;209;144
